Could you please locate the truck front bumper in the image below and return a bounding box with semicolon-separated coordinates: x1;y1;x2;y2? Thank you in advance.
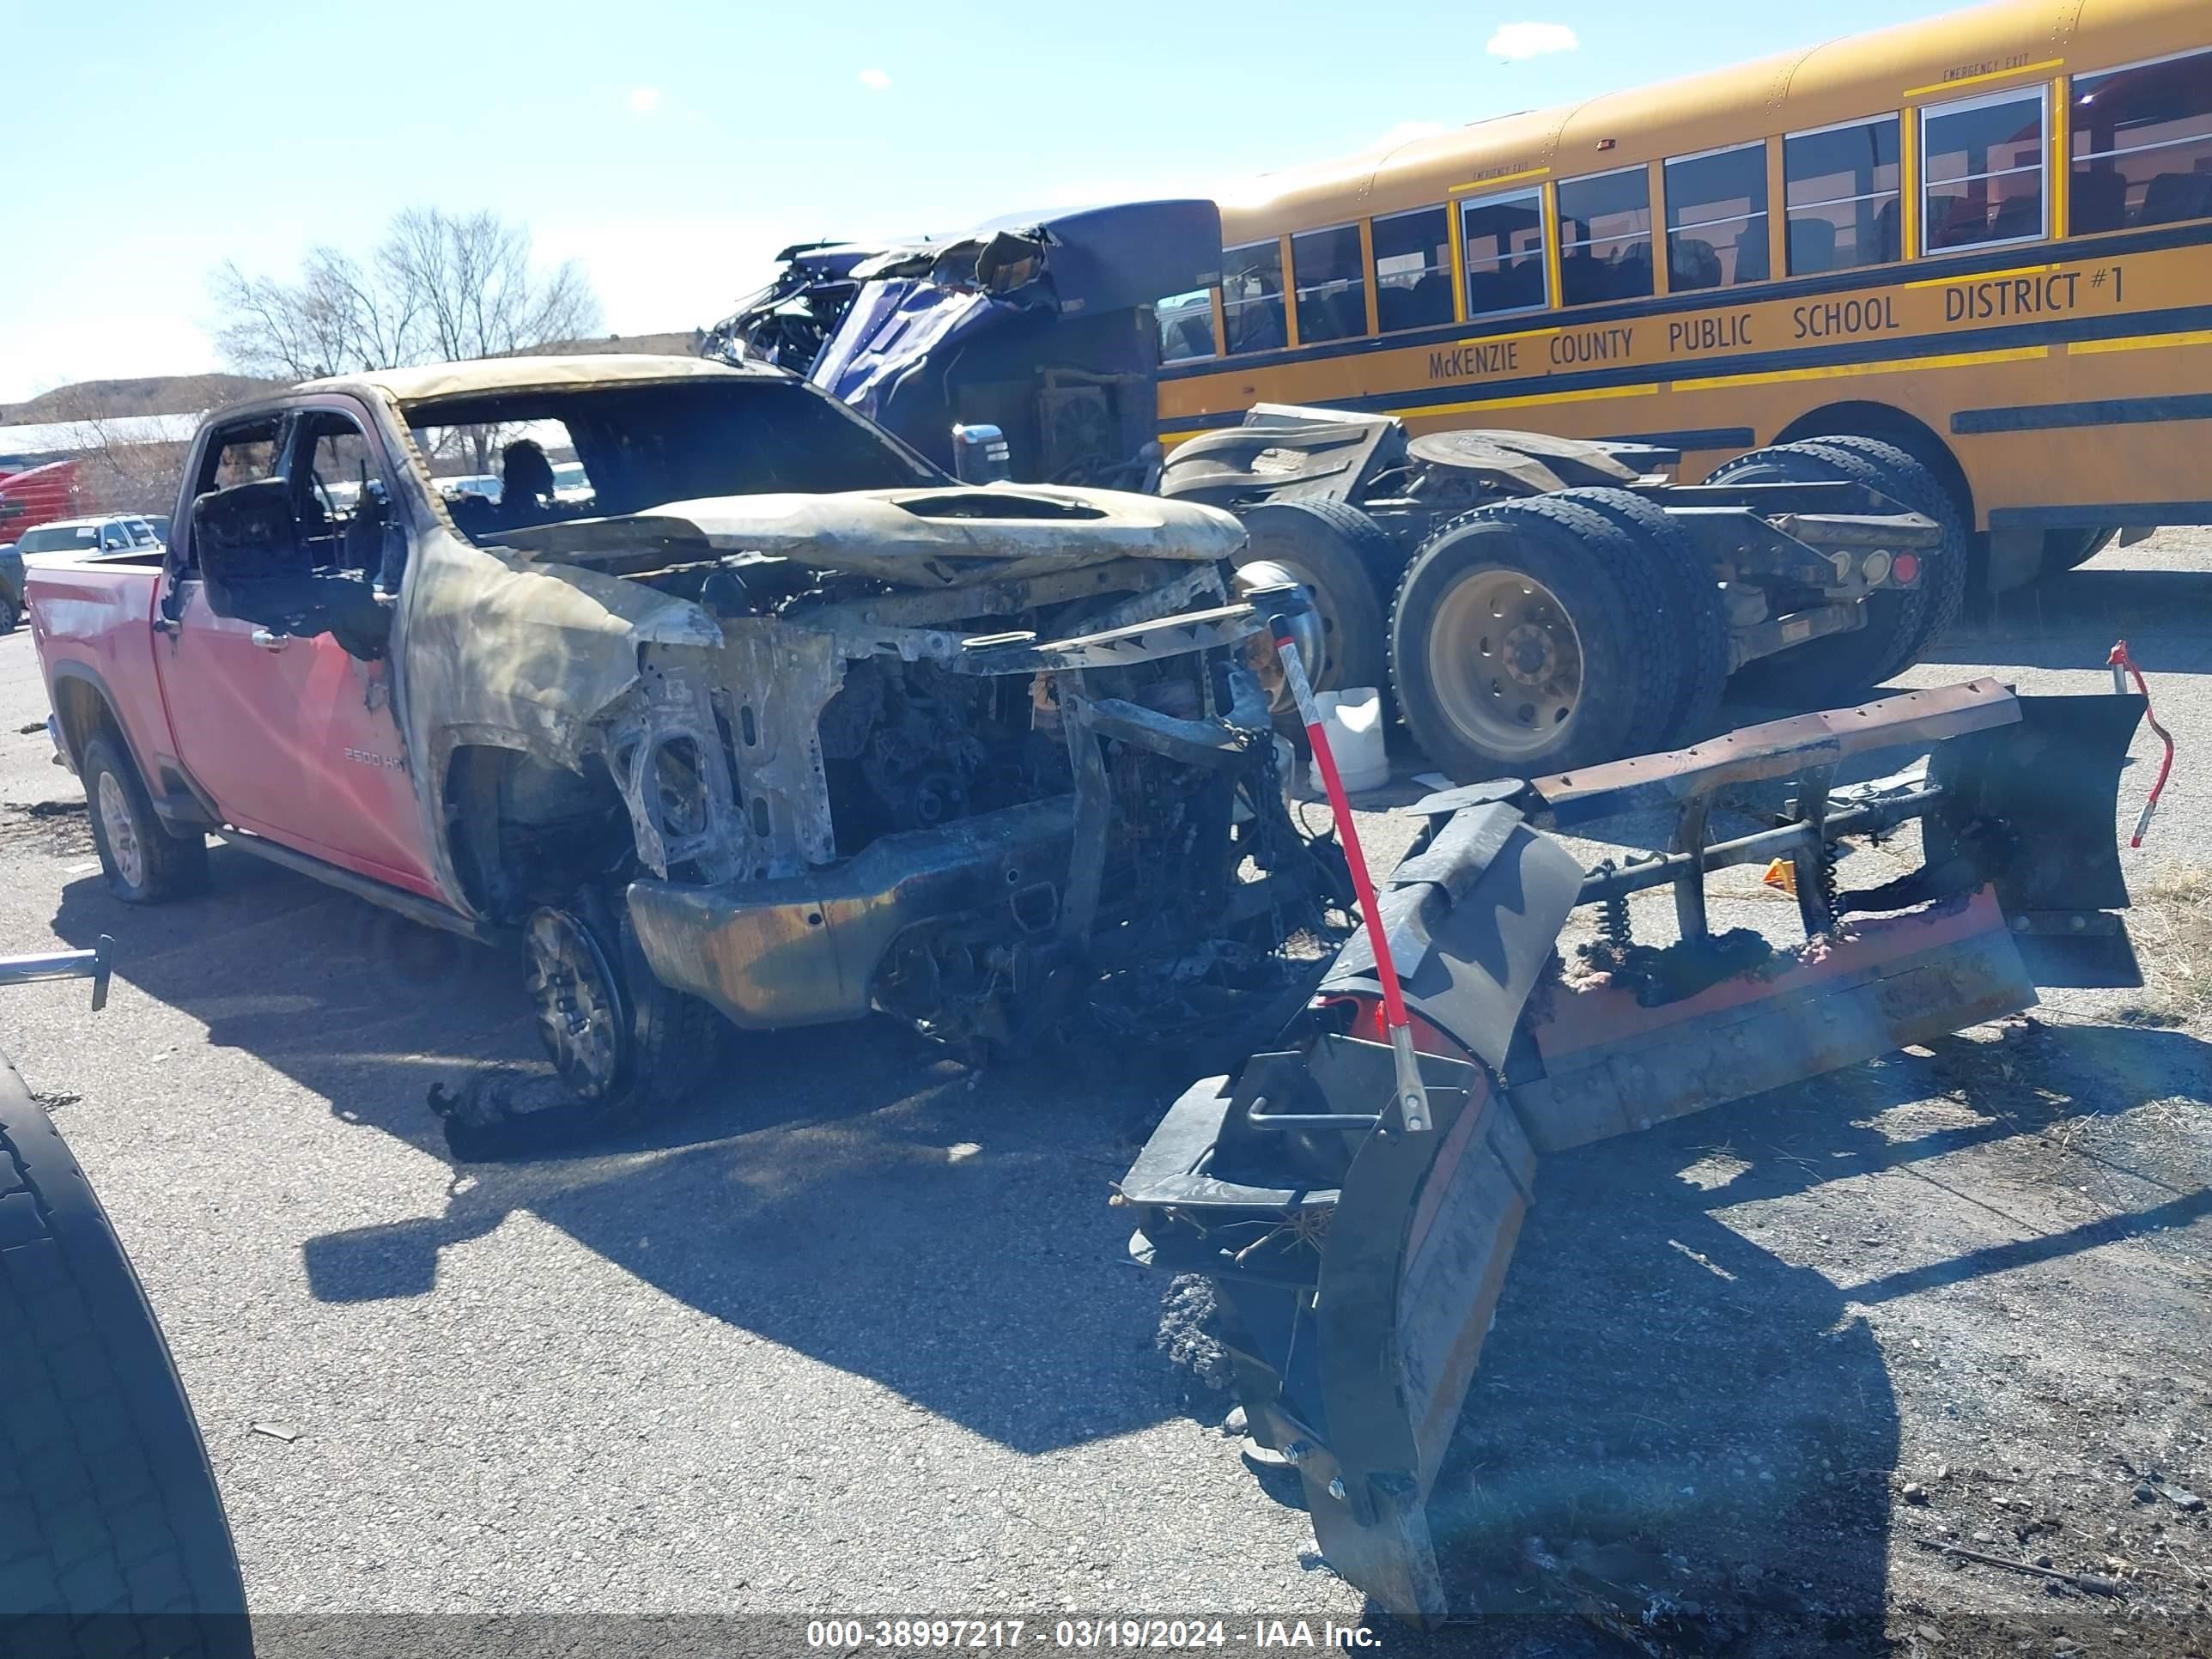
624;799;1075;1030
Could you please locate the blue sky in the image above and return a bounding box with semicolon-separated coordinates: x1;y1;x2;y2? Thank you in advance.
1;0;1964;401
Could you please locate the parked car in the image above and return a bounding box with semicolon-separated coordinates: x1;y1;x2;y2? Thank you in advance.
26;354;1331;1158
11;514;162;568
0;542;22;633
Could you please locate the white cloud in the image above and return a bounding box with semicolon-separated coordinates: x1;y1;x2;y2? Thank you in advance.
1485;21;1579;60
857;67;892;91
627;86;662;114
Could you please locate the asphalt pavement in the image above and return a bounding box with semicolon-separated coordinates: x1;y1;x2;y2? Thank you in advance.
0;532;2203;1646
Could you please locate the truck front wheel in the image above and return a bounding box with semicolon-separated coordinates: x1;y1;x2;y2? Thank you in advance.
442;888;723;1159
81;735;209;905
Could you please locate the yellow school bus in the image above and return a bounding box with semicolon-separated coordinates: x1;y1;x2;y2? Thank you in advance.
1152;0;2212;589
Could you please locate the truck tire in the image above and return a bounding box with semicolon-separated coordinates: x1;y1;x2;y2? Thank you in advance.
1703;441;1936;700
80;735;210;906
1233;501;1392;698
442;887;723;1160
1389;496;1680;781
0;590;21;635
1547;487;1730;746
2044;526;2119;574
0;1059;252;1658
1793;435;1971;655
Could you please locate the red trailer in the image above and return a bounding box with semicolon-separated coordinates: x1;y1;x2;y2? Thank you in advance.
0;459;83;544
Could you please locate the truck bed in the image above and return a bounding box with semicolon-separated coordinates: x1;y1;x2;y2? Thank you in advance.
27;557;173;788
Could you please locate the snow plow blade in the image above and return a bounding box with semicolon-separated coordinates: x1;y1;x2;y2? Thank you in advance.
1121;680;2147;1622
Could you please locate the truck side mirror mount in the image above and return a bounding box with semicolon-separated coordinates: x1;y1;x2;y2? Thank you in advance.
951;423;1011;485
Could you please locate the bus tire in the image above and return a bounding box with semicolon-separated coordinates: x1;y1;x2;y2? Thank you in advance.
1704;441;1935;699
1233;501;1393;699
1547;487;1730;746
0;1059;252;1657
1794;435;1971;655
2043;526;2119;574
1389;496;1680;780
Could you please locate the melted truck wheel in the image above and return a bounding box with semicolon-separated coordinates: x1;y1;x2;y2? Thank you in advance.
442;890;723;1161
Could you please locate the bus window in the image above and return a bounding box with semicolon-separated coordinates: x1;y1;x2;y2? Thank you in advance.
1784;116;1900;273
2070;48;2212;234
1157;289;1218;363
1922;88;2046;251
1460;189;1548;318
1221;240;1288;354
1372;206;1454;331
1291;225;1367;344
1665;142;1769;289
1557;167;1654;305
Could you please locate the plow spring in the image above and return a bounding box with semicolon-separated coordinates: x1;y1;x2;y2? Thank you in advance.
1120;678;2148;1622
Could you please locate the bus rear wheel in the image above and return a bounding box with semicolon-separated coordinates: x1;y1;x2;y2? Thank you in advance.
1389;496;1680;780
2043;526;2119;574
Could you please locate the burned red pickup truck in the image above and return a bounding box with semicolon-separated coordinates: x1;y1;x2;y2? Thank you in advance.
27;355;1335;1151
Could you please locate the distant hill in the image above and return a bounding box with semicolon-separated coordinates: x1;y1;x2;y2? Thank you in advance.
4;333;706;425
0;374;280;425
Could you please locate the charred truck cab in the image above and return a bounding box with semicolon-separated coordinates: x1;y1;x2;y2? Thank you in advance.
39;355;1340;1153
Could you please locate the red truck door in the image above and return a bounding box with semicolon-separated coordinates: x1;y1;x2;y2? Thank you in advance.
155;405;441;900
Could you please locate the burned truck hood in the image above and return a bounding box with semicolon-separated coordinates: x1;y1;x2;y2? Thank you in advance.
496;484;1245;587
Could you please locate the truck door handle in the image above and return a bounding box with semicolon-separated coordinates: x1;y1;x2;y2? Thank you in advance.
249;629;289;653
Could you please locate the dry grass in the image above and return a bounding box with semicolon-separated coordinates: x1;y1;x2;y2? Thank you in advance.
2122;864;2212;1027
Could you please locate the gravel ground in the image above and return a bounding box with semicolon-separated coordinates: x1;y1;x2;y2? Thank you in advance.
0;532;2206;1656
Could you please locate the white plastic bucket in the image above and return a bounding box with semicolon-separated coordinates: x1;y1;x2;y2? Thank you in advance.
1311;687;1389;795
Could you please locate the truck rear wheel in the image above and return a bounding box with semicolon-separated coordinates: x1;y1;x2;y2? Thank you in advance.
1389;497;1680;780
1793;435;1971;654
1547;487;1730;746
81;735;209;906
1704;441;1937;700
442;888;723;1160
0;1060;252;1657
1233;500;1391;699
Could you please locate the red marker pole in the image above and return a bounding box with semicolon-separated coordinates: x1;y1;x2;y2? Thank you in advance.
2109;639;2175;848
1270;621;1431;1133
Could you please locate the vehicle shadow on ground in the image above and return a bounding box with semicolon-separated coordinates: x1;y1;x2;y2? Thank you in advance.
49;842;2212;1533
49;849;1208;1455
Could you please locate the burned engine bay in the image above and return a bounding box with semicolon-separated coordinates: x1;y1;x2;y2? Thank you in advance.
471;492;1349;1055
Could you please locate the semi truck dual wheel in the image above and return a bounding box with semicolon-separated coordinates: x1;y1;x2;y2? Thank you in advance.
1231;500;1393;700
0;1060;252;1658
1546;486;1732;747
79;735;210;907
1389;495;1682;780
1791;435;1972;654
1704;440;1941;701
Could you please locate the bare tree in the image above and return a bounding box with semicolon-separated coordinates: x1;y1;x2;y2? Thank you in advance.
45;384;192;517
210;207;601;383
